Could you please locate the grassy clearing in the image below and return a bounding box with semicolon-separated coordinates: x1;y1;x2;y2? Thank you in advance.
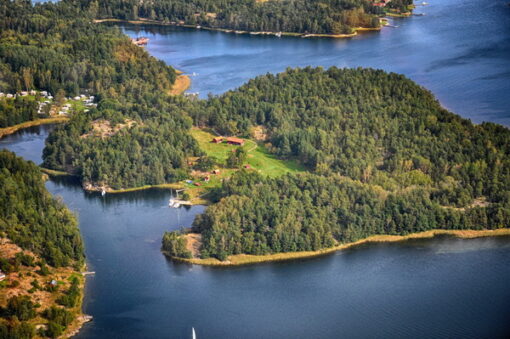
173;228;510;266
190;128;305;177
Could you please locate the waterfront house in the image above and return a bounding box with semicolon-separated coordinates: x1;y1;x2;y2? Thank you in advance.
226;137;245;145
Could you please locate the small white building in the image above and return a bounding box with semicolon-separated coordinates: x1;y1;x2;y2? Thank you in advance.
41;91;48;96
6;93;13;98
73;96;80;100
0;270;6;281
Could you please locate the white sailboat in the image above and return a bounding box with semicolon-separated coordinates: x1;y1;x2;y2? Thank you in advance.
192;327;196;339
101;189;106;196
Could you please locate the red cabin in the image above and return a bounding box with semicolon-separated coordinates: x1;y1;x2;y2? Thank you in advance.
226;137;245;146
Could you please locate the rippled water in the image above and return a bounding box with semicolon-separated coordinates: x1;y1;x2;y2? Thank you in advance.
2;126;510;339
123;0;510;126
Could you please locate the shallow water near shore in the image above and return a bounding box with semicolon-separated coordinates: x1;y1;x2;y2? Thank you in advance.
2;126;510;338
122;0;510;126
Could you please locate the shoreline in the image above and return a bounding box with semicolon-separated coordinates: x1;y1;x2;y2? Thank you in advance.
94;18;382;39
169;74;191;95
0;117;69;138
167;229;510;266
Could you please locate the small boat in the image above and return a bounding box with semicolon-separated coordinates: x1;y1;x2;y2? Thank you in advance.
101;189;106;196
168;199;181;208
192;327;196;339
275;32;282;38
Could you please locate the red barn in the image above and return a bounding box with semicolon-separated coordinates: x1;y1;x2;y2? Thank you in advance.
226;137;245;146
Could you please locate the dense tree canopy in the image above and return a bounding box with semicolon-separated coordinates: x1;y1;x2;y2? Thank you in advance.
0;150;84;267
0;0;202;188
191;67;510;207
87;0;382;34
0;0;175;96
183;67;510;260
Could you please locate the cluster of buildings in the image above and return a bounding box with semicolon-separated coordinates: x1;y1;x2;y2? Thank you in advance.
0;90;97;116
0;89;42;99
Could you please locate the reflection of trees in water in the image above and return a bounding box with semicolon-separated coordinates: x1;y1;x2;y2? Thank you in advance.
48;176;173;207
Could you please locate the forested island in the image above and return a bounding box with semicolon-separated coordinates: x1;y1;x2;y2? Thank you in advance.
92;0;381;35
163;67;510;263
0;150;86;338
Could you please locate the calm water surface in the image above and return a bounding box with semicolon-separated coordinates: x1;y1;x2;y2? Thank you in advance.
3;0;510;338
123;0;510;126
2;126;510;338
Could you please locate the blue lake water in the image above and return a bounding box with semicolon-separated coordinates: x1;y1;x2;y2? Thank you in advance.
123;0;510;126
2;0;510;338
2;125;510;339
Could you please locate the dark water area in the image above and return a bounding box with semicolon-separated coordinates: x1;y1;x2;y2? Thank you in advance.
2;127;510;338
123;0;510;126
0;124;54;164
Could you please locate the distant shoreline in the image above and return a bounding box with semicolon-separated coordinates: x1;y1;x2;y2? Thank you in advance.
0;117;68;138
94;18;382;39
167;229;510;266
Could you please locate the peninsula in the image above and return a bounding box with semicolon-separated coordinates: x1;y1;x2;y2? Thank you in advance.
161;67;510;265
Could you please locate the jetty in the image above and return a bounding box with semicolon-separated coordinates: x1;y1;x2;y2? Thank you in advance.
169;198;192;208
